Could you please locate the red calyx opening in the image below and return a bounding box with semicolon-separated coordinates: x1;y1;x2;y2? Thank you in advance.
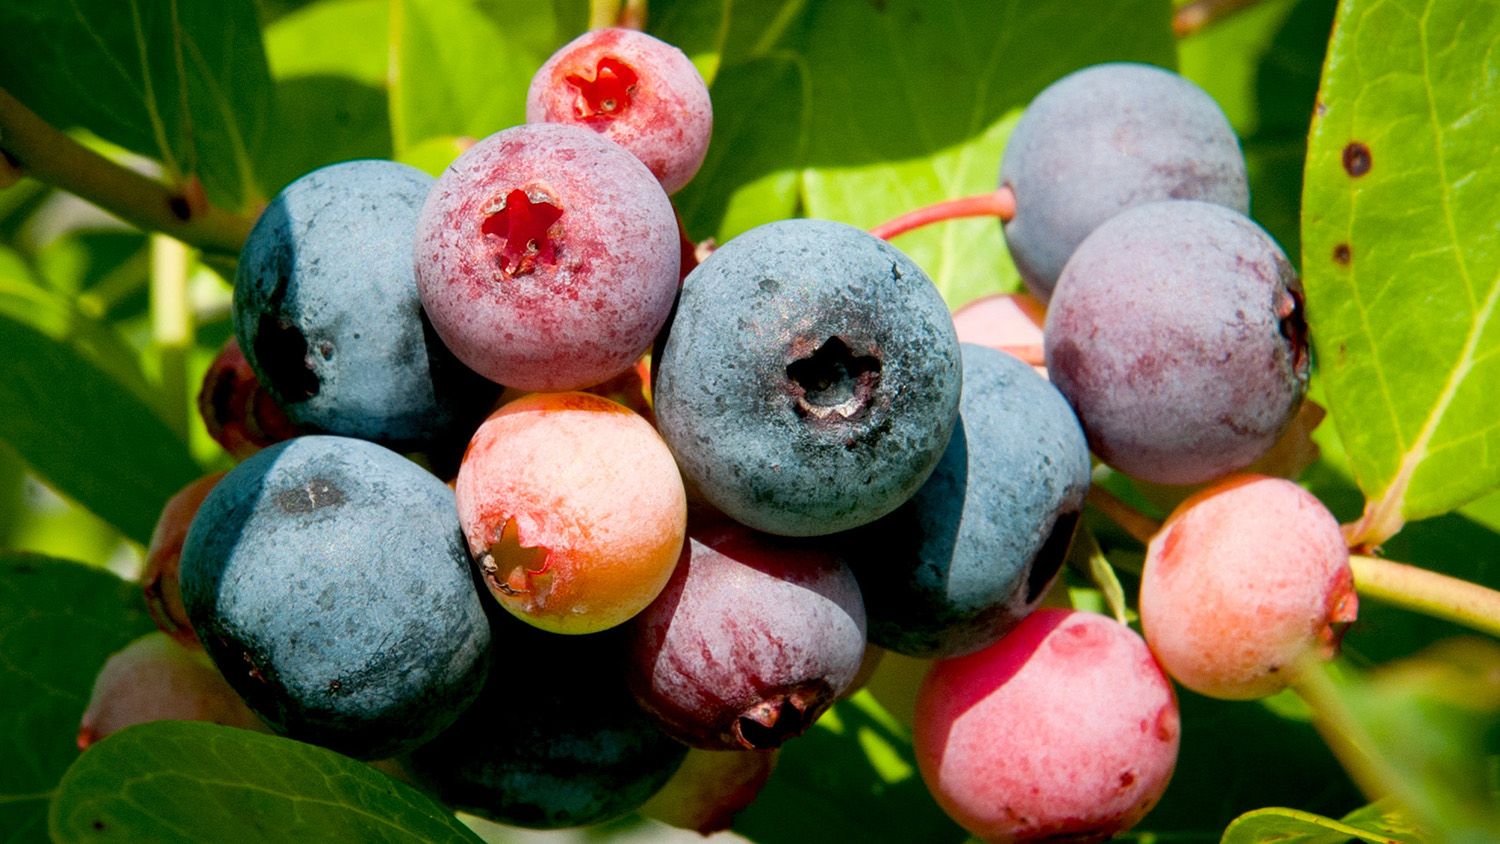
565;57;639;119
481;189;563;277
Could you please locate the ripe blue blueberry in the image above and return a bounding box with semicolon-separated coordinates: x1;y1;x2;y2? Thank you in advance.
653;218;962;536
179;435;491;759
846;344;1091;658
403;620;687;828
235;160;496;449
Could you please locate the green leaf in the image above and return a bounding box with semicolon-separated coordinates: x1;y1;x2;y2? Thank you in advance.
732;691;966;844
673;54;809;244
49;722;483;844
688;0;1177;308
0;261;201;545
1297;641;1500;841
0;555;154;841
1221;802;1423;844
259;0;393;193
0;0;275;210
1301;0;1500;542
389;0;568;155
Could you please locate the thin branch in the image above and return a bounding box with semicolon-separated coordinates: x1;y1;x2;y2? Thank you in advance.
1349;554;1500;639
0;87;252;255
1173;0;1266;38
869;187;1016;241
1086;485;1163;545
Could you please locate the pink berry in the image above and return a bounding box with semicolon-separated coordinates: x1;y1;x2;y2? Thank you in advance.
527;27;712;194
142;472;226;649
914;609;1179;843
641;748;779;834
1140;474;1358;700
416;123;680;392
455;391;686;633
78;633;268;749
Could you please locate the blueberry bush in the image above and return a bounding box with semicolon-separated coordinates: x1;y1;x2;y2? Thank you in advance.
0;0;1497;842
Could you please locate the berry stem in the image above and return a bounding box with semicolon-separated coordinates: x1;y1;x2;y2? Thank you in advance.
1348;554;1500;639
1086;485;1162;545
0;87;254;254
150;235;195;438
1173;0;1267;38
999;344;1045;368
868;187;1016;241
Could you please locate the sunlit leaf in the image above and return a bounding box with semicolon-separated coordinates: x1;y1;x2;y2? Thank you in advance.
1302;0;1500;543
49;722;482;843
0;0;275;209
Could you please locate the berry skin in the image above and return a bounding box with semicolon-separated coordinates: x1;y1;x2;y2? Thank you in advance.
627;522;867;750
179;436;491;760
456;392;686;634
1000;62;1248;301
914;609;1179;843
415;123;680;392
142;472;225;649
78;632;268;750
641;747;779;835
235;160;496;449
1140;475;1358;700
951;292;1047;375
654;218;962;536
197;336;299;460
402;621;687;829
1044;200;1309;486
527;27;712;194
847;344;1090;658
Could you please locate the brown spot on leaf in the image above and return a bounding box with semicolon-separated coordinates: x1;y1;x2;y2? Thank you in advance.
1332;243;1351;265
1342;142;1371;177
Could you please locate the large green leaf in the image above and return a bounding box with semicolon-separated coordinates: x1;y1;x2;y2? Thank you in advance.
0;0;274;210
732;691;965;844
0;555;154;842
0;262;201;545
259;0;393;194
49;722;483;843
1301;0;1500;544
682;0;1177;307
389;0;578;155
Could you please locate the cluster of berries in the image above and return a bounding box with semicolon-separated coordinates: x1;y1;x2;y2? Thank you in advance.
81;29;1358;844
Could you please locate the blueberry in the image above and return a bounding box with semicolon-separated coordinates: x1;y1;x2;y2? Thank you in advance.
1000;63;1248;301
403;621;687;828
846;344;1091;658
235;160;497;449
1044;200;1308;485
179;435;491;760
654;218;962;536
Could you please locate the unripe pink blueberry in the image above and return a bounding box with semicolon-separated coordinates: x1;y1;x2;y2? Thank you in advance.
914;609;1179;843
1140;474;1357;700
78;632;268;749
415;122;680;392
527;27;712;194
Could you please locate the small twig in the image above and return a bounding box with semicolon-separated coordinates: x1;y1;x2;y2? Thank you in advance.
589;0;621;29
869;187;1016;241
150;235;194;438
1349;554;1500;639
0;87;253;254
1086;485;1162;545
619;0;647;30
1173;0;1266;38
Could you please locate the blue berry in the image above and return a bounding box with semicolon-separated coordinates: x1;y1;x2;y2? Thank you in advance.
1000;63;1248;302
847;344;1091;658
179;435;491;759
1045;200;1309;486
654;218;962;536
235;160;496;449
403;621;687;828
